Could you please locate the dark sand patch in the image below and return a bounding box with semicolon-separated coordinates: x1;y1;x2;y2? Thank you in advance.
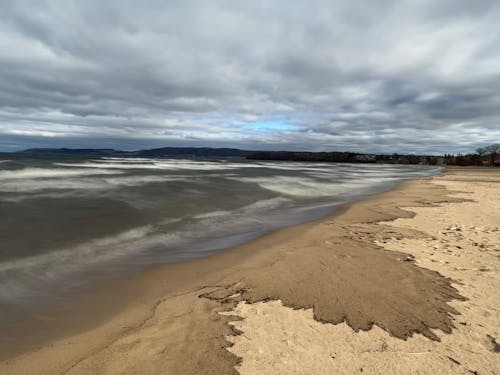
201;179;466;342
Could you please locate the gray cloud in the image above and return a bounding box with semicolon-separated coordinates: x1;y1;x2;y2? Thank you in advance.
0;0;499;154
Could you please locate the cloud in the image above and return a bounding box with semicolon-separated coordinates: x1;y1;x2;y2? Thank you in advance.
0;0;499;154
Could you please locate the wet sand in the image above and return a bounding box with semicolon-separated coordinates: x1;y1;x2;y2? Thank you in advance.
1;168;498;374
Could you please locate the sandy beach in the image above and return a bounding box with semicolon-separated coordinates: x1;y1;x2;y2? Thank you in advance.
1;168;499;375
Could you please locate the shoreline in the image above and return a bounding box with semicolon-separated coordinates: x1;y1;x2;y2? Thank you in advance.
0;170;430;358
0;176;364;361
1;167;498;374
0;164;437;327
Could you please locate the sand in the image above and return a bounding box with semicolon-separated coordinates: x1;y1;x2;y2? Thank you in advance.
0;168;498;374
225;168;500;374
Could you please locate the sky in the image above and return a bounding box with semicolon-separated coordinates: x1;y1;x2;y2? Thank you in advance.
0;0;499;154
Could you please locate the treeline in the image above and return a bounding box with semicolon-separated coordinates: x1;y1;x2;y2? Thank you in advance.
445;143;500;166
247;143;500;166
246;151;374;163
246;151;444;165
443;154;484;166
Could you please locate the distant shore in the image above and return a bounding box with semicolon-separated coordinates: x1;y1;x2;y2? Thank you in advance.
1;167;499;375
3;146;491;166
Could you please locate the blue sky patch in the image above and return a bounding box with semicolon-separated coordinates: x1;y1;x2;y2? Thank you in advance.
244;120;297;133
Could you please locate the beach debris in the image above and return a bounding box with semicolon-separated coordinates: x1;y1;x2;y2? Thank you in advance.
487;334;500;353
447;356;461;365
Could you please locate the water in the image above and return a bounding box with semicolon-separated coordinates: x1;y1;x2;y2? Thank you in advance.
0;156;441;318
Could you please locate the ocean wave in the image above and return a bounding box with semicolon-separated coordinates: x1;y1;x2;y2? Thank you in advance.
54;159;244;171
228;165;441;197
0;161;441;304
192;210;232;219
191;197;293;221
228;175;402;197
55;162;162;169
0;174;184;194
0;195;297;300
0;167;122;179
240;197;293;212
100;157;153;162
227;176;339;196
54;159;354;172
0;225;155;281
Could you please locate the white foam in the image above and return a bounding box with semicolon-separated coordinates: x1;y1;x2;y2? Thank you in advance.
229;175;400;197
0;179;110;193
193;210;232;219
0;167;121;179
0;225;176;291
228;176;333;196
241;197;293;212
54;159;335;172
55;162;162;169
101;175;180;187
100;157;153;162
191;197;293;220
0;174;183;194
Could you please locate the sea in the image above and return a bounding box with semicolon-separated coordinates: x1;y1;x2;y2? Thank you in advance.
0;156;441;321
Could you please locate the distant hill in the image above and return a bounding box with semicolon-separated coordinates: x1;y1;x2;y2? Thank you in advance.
15;147;253;158
20;148;118;156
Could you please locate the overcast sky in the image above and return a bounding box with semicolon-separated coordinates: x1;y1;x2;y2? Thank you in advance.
0;0;499;154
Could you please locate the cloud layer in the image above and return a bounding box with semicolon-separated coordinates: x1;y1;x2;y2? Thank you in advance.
1;0;499;153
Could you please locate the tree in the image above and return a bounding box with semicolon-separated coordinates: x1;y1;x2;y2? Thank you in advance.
475;147;486;155
482;143;500;166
